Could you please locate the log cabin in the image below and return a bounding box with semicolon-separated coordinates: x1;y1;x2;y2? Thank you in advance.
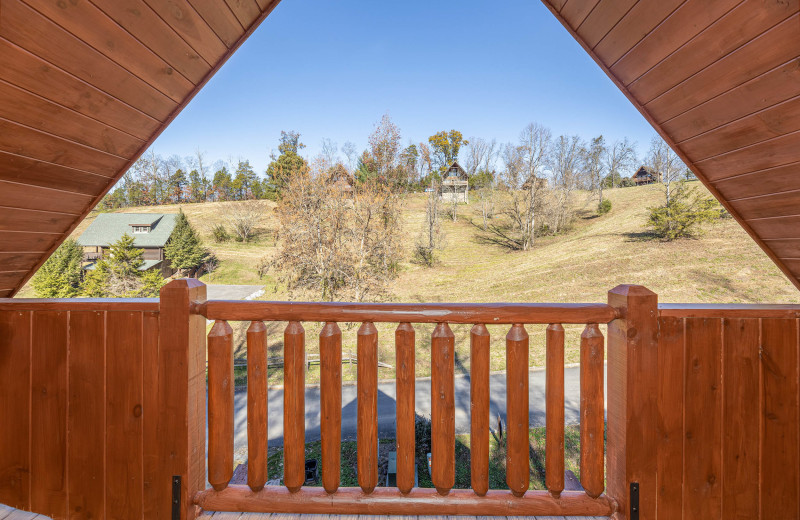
631;166;660;186
0;1;799;519
440;161;469;203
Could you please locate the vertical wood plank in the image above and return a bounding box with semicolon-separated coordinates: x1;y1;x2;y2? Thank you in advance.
722;318;759;519
395;322;415;495
67;310;105;520
506;323;529;497
469;324;490;497
761;318;799;519
545;323;564;497
208;320;234;491
0;310;31;510
141;310;160;520
283;321;306;493
656;316;685;518
247;321;269;492
607;285;658;519
320;322;342;494
106;311;144;519
157;279;207;520
30;310;68;519
357;322;378;495
580;323;604;498
683;318;722;519
431;322;455;496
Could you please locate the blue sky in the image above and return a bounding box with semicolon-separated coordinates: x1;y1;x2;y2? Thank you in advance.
149;0;658;174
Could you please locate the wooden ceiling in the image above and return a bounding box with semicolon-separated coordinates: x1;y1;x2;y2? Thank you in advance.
0;0;280;297
1;0;799;295
543;0;800;291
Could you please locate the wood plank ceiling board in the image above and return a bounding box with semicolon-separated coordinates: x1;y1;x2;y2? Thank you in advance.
542;0;800;291
0;0;282;296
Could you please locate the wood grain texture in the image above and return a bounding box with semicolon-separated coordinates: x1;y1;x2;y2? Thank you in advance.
722;318;759;519
655;316;684;518
431;322;455;496
0;151;112;196
395;322;415;495
505;324;529;498
247;321;269;492
0;181;91;216
579;323;604;498
189;0;245;48
67;311;105;520
142;0;227;64
0;207;75;235
716;162;800;202
545;323;564;497
760;318;799;518
30;311;68;519
141;310;160;520
0;310;31;510
195;486;615;517
357;322;378;495
319;322;341;494
698;128;800;182
208;320;234;491
106;311;144;519
576;0;637;50
469;324;490;497
200;301;618;324
0;231;60;255
283;321;305;493
733;188;800;221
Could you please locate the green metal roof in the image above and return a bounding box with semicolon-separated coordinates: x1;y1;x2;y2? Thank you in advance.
77;213;177;248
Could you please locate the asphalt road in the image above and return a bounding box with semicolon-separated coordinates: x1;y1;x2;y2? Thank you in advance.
229;365;607;450
205;284;264;300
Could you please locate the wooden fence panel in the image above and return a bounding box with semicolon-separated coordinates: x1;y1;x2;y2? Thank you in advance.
0;310;31;510
656;316;684;518
30;311;68;519
760;318;799;519
106;311;144;519
67;311;105;520
141;310;160;519
722;318;759;519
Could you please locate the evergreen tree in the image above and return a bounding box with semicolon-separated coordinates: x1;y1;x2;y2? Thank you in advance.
82;233;164;297
265;131;307;194
164;209;207;275
648;180;721;240
31;238;84;298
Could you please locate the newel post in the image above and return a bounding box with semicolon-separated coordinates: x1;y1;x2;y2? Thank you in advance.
155;279;207;520
607;285;658;519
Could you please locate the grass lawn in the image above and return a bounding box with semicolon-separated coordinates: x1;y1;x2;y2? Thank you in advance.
260;424;591;491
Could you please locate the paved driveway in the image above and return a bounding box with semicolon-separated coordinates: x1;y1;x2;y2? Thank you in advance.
205;284;264;301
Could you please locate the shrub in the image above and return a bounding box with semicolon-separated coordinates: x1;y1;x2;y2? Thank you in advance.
597;198;612;215
211;224;230;243
648;181;721;240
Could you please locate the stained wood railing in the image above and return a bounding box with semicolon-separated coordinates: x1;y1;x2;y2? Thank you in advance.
191;300;619;516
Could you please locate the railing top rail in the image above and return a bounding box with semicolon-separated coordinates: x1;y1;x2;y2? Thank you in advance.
659;303;800;319
0;298;160;312
193;300;619;324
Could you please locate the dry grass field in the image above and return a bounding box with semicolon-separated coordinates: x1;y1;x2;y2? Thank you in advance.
18;181;800;383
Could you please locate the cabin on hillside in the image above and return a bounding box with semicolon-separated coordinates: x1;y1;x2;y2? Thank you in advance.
521;175;548;191
632;165;661;185
326;164;355;197
77;213;178;276
440;160;469;203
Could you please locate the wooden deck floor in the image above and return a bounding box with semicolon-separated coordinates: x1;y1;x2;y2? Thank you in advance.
0;503;609;520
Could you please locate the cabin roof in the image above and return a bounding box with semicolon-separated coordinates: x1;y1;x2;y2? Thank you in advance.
1;0;799;294
77;213;177;248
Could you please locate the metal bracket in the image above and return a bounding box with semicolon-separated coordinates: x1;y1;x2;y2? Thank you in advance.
172;475;181;520
630;482;640;520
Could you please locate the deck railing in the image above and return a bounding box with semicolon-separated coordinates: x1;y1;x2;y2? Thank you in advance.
191;300;619;516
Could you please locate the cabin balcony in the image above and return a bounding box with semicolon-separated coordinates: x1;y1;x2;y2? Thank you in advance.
1;280;798;520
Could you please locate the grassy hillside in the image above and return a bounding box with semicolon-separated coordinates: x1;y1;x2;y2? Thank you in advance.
18;182;800;383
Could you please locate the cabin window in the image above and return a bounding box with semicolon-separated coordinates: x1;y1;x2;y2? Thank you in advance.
132;226;150;233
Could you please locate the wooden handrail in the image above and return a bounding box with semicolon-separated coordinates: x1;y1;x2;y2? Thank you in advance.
192;300;619;323
0;298;159;311
659;303;800;318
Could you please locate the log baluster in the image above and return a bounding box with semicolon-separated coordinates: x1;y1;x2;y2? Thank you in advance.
284;321;306;493
357;322;379;494
580;323;605;498
208;320;234;491
246;321;269;491
470;324;490;496
431;322;455;495
546;323;565;497
395;322;416;494
506;323;529;497
320;322;342;494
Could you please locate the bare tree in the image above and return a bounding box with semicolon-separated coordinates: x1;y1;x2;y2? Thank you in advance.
646;136;685;205
518;123;551;249
603;138;637;189
549;135;584;233
225;200;263;242
464;137;498;176
584;135;607;202
341;141;357;173
320;138;339;171
501;143;525;189
415;181;446;266
368;114;402;181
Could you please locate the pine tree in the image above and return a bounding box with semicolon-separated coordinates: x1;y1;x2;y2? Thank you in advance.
82;233;164;297
31;238;84;297
164;209;207;276
648;180;721;240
